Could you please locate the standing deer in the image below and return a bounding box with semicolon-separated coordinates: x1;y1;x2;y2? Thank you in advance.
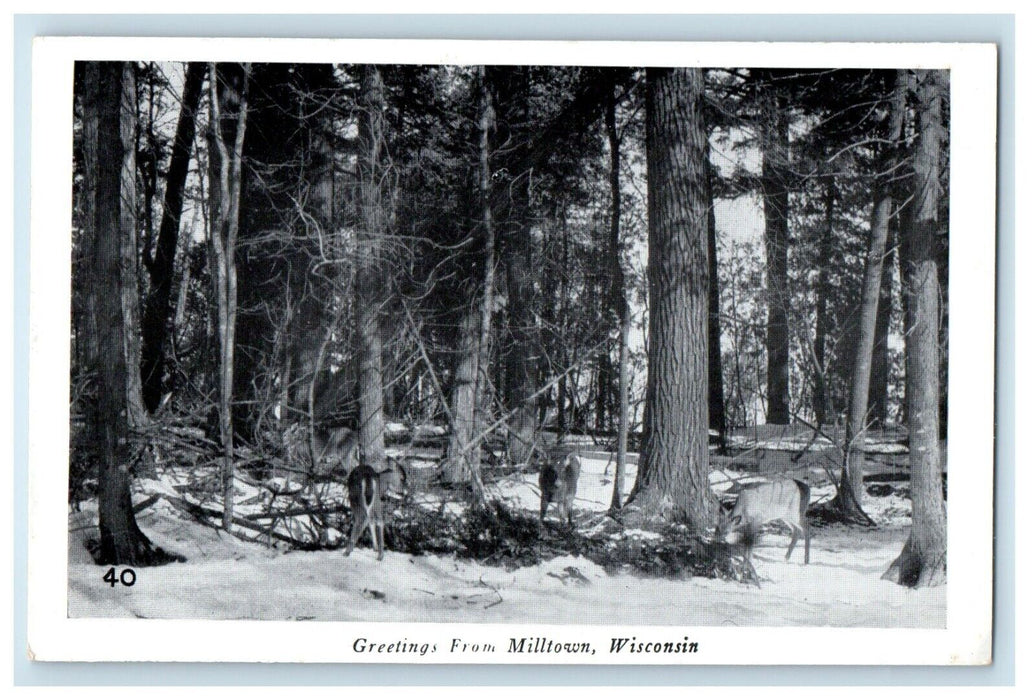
343;460;407;560
539;452;581;526
715;477;811;576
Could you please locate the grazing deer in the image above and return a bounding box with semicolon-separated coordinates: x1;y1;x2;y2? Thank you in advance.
343;460;407;560
715;477;811;572
539;452;581;526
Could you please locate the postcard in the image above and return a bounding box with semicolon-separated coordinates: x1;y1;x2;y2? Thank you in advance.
27;36;995;664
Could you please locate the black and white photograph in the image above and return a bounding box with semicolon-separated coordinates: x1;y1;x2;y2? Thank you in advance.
26;37;996;664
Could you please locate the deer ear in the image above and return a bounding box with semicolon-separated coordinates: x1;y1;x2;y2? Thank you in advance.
730;515;743;527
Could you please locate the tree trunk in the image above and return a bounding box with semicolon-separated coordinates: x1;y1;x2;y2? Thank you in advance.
869;225;895;424
883;70;947;587
470;67;496;496
504;164;537;461
606;87;632;511
140;62;206;412
762;84;790;425
76;63;100;375
627;68;714;530
813;177;835;426
839;70;907;524
595;350;612;433
490;67;538;466
208;62;250;530
556;215;570;437
706;167;726;451
841;70;907;521
443;305;480;483
115;62;147;428
89;62;178;565
441;67;495;495
354;65;388;473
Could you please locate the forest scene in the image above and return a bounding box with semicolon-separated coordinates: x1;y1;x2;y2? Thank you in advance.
66;60;949;626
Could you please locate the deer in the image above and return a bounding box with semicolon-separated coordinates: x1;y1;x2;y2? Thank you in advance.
343;459;408;560
715;477;811;580
539;452;581;526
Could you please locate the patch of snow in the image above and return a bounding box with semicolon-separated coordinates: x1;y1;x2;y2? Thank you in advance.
262;476;306;495
68;434;942;627
617;529;663;541
67;506;943;626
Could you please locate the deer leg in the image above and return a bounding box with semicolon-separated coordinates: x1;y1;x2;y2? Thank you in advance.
374;508;386;561
784;520;799;561
345;510;367;557
365;511;379;559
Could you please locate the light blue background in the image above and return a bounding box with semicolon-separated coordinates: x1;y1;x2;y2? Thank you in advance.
13;13;1015;686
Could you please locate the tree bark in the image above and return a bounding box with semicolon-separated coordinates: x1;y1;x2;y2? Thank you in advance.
115;62;147;428
208;62;250;530
441;67;495;495
140;62;206;412
443;304;480;483
762;83;790;425
883;70;947;587
556;213;570;437
839;70;907;523
706;167;726;450
869;225;896;423
76;63;100;375
627;68;714;530
354;65;388;473
89;62;177;565
495;68;538;468
606;87;632;511
813;177;835;426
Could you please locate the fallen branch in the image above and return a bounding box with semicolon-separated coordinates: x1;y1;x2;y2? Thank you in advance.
243;505;350;521
162;494;304;547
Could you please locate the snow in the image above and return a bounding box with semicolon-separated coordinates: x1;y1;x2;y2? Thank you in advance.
67;448;944;627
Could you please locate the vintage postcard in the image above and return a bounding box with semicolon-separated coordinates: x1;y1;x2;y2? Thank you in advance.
27;37;996;664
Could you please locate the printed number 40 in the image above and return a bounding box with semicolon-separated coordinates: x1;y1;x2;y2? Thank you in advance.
102;567;136;588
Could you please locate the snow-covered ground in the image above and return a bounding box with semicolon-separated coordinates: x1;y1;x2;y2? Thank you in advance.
67;440;945;627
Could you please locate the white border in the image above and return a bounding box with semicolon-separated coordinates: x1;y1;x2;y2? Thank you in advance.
28;37;996;664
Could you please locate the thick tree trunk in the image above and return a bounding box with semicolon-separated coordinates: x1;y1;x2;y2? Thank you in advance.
706;168;726;450
442;67;495;495
762;85;790;425
627;68;714;530
467;66;495;500
140;62;206;412
883;70;947;587
606;89;632;511
116;62;147;428
90;62;178;565
443;305;480;483
76;63;100;374
354;65;388;472
839;71;907;523
938;227;950;440
504;183;537;462
491;67;539;466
